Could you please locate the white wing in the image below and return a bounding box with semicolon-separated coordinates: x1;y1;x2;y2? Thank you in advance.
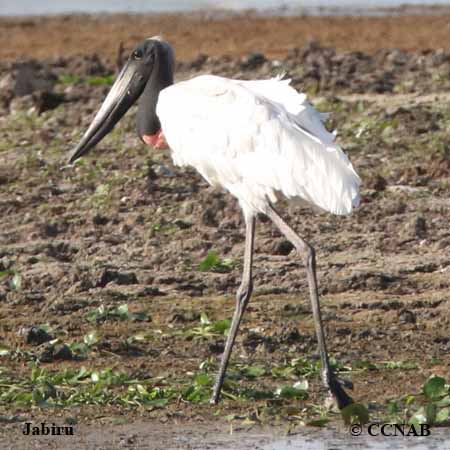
156;75;361;216
238;75;334;144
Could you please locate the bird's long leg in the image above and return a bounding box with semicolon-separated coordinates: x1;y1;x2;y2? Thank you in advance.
210;215;256;404
265;205;353;410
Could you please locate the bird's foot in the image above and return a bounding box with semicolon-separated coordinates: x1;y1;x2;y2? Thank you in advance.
322;369;353;410
336;375;353;390
209;391;220;405
209;382;222;405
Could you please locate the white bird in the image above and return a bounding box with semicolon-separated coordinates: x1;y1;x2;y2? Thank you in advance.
69;36;361;409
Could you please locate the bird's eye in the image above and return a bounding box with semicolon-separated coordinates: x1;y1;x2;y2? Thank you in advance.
133;50;142;60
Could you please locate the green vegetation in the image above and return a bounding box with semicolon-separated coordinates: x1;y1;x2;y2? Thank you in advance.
386;375;450;426
0;269;22;291
198;251;234;273
2;321;449;428
58;74;81;85
0;366;172;408
58;74;115;86
183;312;231;339
351;116;400;145
352;360;418;371
86;303;150;323
85;75;115;86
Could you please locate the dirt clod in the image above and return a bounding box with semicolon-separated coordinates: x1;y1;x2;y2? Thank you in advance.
25;326;53;345
271;239;295;256
97;269;139;287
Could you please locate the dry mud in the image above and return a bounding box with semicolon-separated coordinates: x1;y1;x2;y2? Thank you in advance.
0;12;450;450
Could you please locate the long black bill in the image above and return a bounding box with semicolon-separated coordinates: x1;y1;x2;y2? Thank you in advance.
68;59;148;163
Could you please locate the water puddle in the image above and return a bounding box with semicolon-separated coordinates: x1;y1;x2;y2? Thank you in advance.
170;428;450;450
263;431;450;450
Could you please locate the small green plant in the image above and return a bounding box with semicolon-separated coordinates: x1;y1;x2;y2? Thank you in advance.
341;403;370;425
0;269;22;291
410;375;450;426
275;380;309;400
67;330;101;358
352;359;418;371
86;75;115;86
0;269;14;280
435;141;450;157
383;375;450;426
183;312;231;339
90;183;112;207
271;357;322;379
58;74;81;85
240;365;266;379
182;372;213;403
0;344;11;356
198;251;234;272
86;304;149;323
58;74;114;86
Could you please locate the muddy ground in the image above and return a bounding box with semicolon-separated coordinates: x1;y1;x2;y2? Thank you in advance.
0;11;450;450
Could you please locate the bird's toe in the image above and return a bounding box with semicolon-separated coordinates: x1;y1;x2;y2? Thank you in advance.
336;376;353;390
329;377;354;410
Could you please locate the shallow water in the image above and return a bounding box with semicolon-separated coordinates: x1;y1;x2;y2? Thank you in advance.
172;428;450;450
263;431;450;450
1;0;450;16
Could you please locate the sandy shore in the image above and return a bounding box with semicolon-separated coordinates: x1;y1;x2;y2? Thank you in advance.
2;11;450;62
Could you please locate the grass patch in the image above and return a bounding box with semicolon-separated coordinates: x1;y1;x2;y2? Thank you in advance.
58;74;81;85
86;75;115;86
0;366;172;408
58;74;115;86
0;269;22;291
352;359;418;371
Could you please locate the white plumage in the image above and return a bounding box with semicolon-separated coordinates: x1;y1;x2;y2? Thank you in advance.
69;38;359;408
157;74;361;218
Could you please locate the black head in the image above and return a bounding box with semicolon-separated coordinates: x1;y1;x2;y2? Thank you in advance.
68;37;174;163
136;38;174;140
